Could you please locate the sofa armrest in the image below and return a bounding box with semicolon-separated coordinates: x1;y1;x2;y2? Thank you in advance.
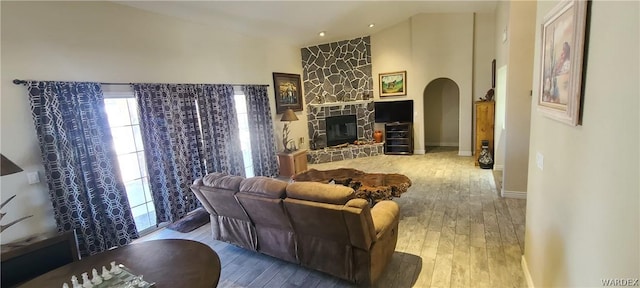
190;178;218;216
370;200;399;239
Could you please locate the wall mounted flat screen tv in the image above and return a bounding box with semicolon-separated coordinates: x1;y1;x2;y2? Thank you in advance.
374;100;414;123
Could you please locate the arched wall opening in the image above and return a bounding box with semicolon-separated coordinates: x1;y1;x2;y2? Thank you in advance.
423;78;460;150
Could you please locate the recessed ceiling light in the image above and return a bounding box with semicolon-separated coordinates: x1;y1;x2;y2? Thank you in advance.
369;23;375;28
319;31;326;37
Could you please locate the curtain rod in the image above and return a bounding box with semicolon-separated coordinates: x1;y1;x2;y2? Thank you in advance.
12;79;269;87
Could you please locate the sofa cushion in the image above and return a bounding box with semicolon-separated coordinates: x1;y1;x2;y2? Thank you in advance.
239;177;288;199
286;182;354;205
202;173;244;190
237;177;296;263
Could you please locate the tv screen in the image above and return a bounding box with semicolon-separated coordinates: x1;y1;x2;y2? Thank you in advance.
374;100;413;123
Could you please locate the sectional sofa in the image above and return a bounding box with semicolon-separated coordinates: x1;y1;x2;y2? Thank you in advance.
190;173;400;286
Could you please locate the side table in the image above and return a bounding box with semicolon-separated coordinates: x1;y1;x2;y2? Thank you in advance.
278;149;308;177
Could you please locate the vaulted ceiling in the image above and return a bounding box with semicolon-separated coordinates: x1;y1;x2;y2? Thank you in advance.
117;1;497;47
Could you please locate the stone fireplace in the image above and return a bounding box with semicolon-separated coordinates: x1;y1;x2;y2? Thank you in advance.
307;104;374;149
305;104;383;164
302;36;374;148
302;36;383;164
326;115;357;146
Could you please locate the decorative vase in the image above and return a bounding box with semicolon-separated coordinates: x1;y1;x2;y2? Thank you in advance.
373;130;383;143
478;140;494;169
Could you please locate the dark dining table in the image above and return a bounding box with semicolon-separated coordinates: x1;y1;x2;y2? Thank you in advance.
19;239;221;287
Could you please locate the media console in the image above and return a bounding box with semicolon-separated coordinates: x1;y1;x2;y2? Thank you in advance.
384;122;413;155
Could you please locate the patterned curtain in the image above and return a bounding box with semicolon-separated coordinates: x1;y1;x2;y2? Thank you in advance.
133;84;206;223
242;85;279;177
197;85;245;176
27;81;138;256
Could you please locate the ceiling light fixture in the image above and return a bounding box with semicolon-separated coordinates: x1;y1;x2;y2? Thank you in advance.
369;23;375;28
319;31;326;37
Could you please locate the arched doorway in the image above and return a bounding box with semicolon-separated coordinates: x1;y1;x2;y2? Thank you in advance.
423;78;460;152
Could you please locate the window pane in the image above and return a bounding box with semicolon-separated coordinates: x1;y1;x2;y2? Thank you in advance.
137;152;147;178
104;93;157;233
239;130;251;146
142;178;152;202
132;205;151;231
243;150;252;163
132;125;144;151
146;202;156;213
234;94;247;113
238;115;249;130
130;204;148;218
127;98;139;125
125;179;146;207
111;127;136;154
146;206;156;226
118;153;141;182
245;167;254;178
233;93;254;177
104;99;131;127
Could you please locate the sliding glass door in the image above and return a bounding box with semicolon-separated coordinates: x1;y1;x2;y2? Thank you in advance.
104;94;156;233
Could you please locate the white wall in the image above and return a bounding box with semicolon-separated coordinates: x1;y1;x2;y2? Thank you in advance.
473;13;496;102
524;1;639;287
0;1;302;243
493;1;510;169
372;13;493;155
412;13;474;156
494;65;507;170
370;19;413;136
491;1;536;193
502;1;535;194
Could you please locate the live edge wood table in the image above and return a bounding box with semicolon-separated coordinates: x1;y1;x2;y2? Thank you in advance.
292;168;412;204
19;239;221;288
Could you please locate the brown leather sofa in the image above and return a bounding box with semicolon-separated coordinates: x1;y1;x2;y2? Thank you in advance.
190;173;399;286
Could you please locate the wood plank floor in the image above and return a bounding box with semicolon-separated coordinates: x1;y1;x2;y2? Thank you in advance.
137;147;527;287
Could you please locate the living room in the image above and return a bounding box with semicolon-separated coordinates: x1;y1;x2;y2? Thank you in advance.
1;1;638;288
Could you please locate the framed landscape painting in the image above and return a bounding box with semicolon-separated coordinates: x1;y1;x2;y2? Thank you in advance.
379;71;407;97
273;72;303;114
538;0;587;126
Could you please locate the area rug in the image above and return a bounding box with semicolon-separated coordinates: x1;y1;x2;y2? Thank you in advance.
166;208;210;233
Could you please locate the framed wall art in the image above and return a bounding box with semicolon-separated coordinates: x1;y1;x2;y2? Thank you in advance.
379;71;407;97
538;0;588;126
273;72;303;114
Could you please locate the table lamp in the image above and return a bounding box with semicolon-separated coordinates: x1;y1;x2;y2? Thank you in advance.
280;108;299;153
1;154;33;233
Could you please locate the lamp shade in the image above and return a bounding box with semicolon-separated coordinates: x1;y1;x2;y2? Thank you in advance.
280;108;299;122
1;154;23;176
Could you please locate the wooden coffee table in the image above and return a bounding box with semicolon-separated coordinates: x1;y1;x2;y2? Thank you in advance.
19;239;220;287
292;168;412;203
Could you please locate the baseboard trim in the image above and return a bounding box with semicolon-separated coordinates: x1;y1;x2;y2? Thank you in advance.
493;164;504;171
522;255;535;288
501;188;527;199
458;150;472;156
414;149;426;155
